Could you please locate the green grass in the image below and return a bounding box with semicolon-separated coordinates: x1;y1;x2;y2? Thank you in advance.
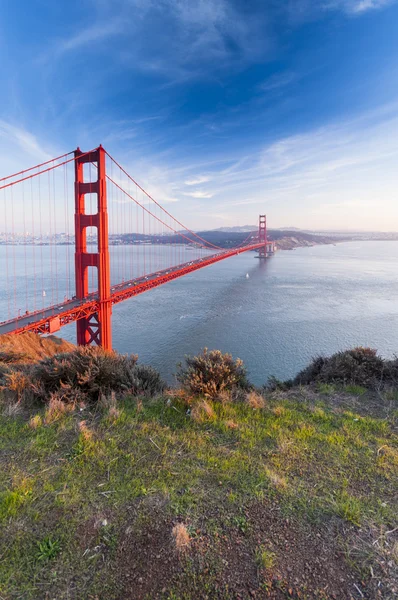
0;388;397;599
255;546;276;570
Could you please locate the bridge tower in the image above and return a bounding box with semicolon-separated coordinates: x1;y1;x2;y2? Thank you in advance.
74;146;112;350
258;214;267;258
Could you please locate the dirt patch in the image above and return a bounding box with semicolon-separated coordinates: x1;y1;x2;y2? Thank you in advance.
246;502;361;598
107;499;372;600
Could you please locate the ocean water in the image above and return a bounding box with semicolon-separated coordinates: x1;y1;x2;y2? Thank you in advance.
1;241;398;385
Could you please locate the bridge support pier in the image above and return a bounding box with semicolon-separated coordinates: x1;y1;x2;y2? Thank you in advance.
74;146;112;350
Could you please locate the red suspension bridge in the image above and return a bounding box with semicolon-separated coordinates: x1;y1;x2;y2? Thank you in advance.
0;146;273;350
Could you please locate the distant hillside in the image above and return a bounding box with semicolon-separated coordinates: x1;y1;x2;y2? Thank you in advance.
117;229;336;249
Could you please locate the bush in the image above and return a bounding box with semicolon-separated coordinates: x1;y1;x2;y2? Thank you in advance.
31;347;164;404
294;347;387;388
176;348;249;400
0;351;27;364
129;364;166;397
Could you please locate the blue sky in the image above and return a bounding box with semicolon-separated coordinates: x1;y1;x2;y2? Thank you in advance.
1;0;398;231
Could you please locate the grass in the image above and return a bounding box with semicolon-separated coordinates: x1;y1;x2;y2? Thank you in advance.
0;386;397;598
255;546;276;570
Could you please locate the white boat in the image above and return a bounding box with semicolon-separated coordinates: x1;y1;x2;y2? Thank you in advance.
246;273;249;279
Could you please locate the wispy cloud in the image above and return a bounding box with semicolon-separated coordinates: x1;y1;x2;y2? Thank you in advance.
0;120;54;165
51;0;274;83
329;0;395;14
57;20;123;53
183;190;214;199
184;176;210;185
259;71;299;92
285;0;396;21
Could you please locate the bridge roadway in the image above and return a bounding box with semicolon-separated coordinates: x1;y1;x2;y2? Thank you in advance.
0;242;265;337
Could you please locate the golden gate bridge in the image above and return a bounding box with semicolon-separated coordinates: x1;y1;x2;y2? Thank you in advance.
0;146;273;349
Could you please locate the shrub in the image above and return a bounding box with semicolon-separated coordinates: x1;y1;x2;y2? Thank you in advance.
29;347;165;404
294;347;386;388
265;375;293;391
130;364;165;397
2;370;33;404
0;350;27;364
176;348;249;400
30;348;129;403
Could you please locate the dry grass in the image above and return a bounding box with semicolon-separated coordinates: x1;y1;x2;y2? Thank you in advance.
78;420;93;441
107;406;122;422
190;400;215;423
225;419;239;429
0;332;75;363
172;523;190;553
99;391;117;410
245;391;265;409
28;414;43;429
2;402;23;417
44;395;74;424
264;467;287;490
216;390;232;404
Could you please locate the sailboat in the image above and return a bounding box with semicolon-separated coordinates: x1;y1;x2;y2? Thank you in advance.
245;273;249;279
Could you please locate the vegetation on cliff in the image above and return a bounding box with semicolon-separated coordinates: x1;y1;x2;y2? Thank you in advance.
0;343;397;599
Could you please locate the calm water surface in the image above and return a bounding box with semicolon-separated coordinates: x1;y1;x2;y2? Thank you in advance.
1;241;398;385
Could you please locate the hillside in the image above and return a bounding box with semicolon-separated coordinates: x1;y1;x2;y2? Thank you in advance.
0;332;75;362
115;229;336;250
0;344;397;599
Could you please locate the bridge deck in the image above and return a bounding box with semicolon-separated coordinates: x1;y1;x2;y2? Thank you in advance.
0;243;264;337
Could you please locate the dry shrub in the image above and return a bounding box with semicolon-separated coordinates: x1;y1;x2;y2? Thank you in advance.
246;391;265;409
32;347;139;403
3;370;32;403
176;348;249;400
78;420;93;441
28;414;42;429
31;347;165;405
225;419;238;430
0;350;27;364
44;394;74;424
172;523;190;552
191;400;215;423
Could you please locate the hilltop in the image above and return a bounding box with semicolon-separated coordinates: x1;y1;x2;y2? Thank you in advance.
0;332;75;362
0;343;397;599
